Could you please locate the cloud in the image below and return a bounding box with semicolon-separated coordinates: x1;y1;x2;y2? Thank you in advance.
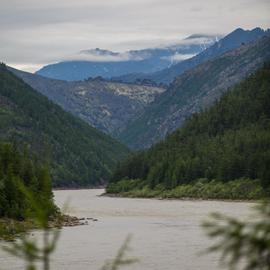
169;53;197;62
65;49;151;62
168;35;220;50
161;53;197;63
1;0;269;72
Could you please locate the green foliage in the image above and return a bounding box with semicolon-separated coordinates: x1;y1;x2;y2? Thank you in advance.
108;65;270;198
0;64;129;187
107;178;265;200
1;186;136;270
203;201;270;270
0;142;56;220
2;182;61;270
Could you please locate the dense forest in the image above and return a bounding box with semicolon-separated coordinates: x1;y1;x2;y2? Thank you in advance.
107;65;270;199
0;64;129;187
0;142;55;220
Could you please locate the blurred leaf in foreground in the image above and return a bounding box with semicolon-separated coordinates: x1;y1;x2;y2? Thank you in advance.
203;201;270;270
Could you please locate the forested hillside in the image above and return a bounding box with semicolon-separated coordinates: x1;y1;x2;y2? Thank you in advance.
107;65;270;199
118;36;270;149
0;64;129;187
9;67;165;135
0;142;55;219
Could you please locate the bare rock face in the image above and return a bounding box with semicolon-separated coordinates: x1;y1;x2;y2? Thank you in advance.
9;67;165;135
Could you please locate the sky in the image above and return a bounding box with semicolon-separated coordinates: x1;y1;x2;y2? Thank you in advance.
1;0;270;72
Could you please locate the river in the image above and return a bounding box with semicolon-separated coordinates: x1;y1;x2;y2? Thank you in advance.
0;189;254;270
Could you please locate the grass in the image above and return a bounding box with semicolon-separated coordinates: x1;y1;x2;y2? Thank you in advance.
106;178;267;200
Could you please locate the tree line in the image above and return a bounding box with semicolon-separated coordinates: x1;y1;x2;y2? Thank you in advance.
0;142;56;219
107;64;270;198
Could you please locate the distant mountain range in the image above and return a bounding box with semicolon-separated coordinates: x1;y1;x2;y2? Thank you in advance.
11;28;270;150
3;26;270;190
114;27;270;84
117;35;270;149
36;35;219;81
0;64;129;187
10;67;165;135
7;27;270;153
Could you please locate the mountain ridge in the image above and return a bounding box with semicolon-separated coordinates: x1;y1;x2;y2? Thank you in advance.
117;35;270;149
9;67;165;135
0;64;129;187
113;27;270;84
107;64;270;199
36;35;218;81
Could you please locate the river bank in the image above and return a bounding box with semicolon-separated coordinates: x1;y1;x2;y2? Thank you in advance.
102;192;258;203
106;178;268;201
0;214;91;241
0;189;255;270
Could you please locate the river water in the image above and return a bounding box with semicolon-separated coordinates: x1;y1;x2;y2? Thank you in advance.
0;189;254;270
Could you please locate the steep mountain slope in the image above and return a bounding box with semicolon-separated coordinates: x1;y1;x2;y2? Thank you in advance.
118;36;270;149
115;28;270;84
0;64;129;187
36;35;217;81
108;65;270;198
9;67;165;135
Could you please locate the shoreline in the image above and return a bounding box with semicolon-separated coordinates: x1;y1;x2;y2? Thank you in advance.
0;214;91;241
101;192;258;203
53;186;105;191
52;188;260;203
53;188;259;203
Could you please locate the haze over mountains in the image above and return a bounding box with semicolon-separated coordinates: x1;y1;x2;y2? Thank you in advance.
12;28;269;145
36;28;269;86
36;35;219;81
1;25;270;191
114;27;270;84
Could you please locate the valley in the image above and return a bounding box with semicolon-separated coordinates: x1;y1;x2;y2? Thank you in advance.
118;35;270;148
108;65;270;199
9;67;165;135
1;14;270;269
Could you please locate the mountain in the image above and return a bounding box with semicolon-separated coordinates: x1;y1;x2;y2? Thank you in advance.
117;35;270;149
36;35;218;81
107;65;270;199
114;27;270;84
0;64;129;187
9;67;165;135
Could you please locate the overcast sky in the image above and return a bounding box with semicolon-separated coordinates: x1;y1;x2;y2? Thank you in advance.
1;0;269;72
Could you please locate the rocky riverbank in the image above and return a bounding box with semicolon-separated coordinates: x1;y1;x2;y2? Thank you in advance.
0;214;98;241
60;215;98;227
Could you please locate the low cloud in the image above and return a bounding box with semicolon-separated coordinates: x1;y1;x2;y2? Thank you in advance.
169;35;220;48
65;49;151;62
170;53;197;62
1;0;269;71
161;53;197;63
